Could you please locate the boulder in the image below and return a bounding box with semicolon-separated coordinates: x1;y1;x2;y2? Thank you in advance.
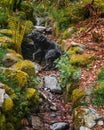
0;67;29;88
73;106;103;129
0;89;5;107
44;75;62;94
31;115;44;130
12;60;36;77
3;52;23;67
50;122;69;130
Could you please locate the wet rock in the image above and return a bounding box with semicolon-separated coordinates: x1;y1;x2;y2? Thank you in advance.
34;62;42;73
50;113;57;118
31;115;44;130
50;122;69;130
50;106;57;111
44;75;62;94
0;88;5;107
80;126;91;130
3;53;23;67
34;25;46;32
34;26;52;34
71;41;86;49
97;120;104;126
73;106;103;129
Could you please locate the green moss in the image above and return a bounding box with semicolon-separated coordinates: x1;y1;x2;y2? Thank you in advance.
68;47;84;55
70;54;96;67
3;52;23;67
63;82;79;103
97;68;104;82
62;27;77;39
71;88;86;108
3;97;14;111
93;81;104;106
14;70;29;87
0;67;29;88
0;46;7;66
73;106;85;129
25;88;36;99
0;113;6;127
13;60;36;77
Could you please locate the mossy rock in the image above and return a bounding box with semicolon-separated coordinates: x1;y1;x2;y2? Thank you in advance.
3;97;14;112
63;83;79;103
12;60;36;77
70;54;96;67
73;106;85;129
1;83;16;99
3;52;23;67
68;46;84;55
25;88;36;99
1;83;14;95
71;88;86;108
62;27;77;39
0;67;29;88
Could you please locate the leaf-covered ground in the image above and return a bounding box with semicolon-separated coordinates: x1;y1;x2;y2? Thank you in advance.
66;17;104;90
23;17;104;130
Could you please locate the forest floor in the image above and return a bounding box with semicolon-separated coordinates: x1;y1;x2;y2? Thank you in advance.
24;17;104;130
61;17;104;130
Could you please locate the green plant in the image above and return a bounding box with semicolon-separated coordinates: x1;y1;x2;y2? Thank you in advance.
0;70;40;119
92;82;104;106
0;46;7;66
20;1;34;22
0;8;8;28
55;53;81;87
92;68;104;106
97;68;104;83
8;16;34;53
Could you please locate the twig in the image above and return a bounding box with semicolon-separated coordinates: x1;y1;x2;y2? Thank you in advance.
39;90;57;107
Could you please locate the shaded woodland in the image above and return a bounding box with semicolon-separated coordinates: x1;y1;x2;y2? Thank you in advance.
0;0;104;130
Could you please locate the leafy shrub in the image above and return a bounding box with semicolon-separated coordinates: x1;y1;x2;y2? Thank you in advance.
92;81;104;106
92;68;104;106
97;68;104;82
0;69;40;118
55;53;81;87
50;7;71;32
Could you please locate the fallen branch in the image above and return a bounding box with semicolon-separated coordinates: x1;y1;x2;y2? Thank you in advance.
39;90;57;107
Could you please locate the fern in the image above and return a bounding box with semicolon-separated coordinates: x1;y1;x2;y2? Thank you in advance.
8;16;33;53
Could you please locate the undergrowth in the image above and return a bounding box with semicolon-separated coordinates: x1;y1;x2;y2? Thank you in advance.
0;46;6;66
92;68;104;106
55;53;81;88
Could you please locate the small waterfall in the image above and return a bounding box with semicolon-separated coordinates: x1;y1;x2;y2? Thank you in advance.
35;16;41;26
